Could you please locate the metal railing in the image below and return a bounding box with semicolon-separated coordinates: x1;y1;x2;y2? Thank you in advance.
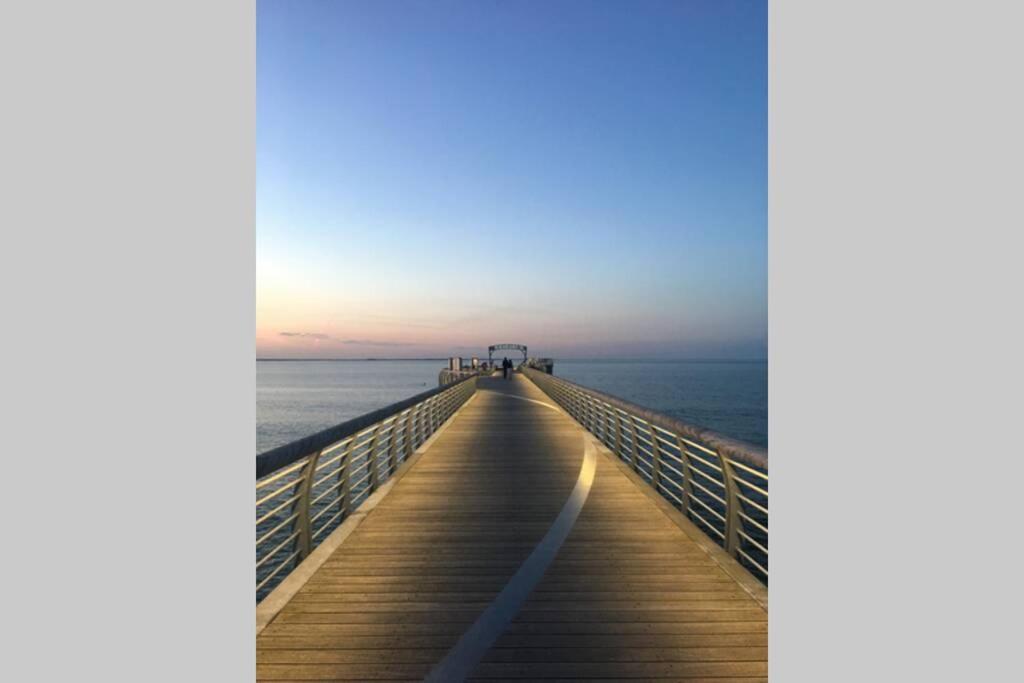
255;375;478;602
523;368;768;583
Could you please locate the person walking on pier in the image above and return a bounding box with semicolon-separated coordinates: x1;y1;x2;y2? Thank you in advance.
502;357;511;379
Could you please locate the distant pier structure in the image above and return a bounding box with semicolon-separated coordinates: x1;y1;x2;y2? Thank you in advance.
489;342;554;374
439;344;553;386
488;343;528;366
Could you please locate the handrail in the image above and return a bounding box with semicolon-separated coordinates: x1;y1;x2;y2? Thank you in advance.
522;367;768;583
255;375;478;602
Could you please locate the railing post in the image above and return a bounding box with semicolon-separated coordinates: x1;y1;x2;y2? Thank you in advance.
294;447;323;561
675;435;695;517
404;408;415;459
443;389;451;421
614;411;623;461
337;438;356;514
603;403;613;449
596;402;606;444
628;415;641;473
410;404;422;450
367;424;383;492
720;455;741;557
385;417;399;477
649;425;662;489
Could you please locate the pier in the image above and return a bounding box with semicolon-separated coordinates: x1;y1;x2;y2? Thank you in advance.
256;366;768;681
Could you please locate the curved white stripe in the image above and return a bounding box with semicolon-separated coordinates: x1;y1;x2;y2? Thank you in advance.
482;390;561;412
423;436;597;682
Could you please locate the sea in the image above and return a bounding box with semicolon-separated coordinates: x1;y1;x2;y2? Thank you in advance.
257;359;767;454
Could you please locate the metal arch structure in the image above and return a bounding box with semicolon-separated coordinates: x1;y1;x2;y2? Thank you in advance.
488;343;527;365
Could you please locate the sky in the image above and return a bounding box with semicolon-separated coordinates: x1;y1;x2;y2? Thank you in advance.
257;0;766;360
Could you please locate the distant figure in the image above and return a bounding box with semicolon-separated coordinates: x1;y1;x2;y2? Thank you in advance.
502;356;511;379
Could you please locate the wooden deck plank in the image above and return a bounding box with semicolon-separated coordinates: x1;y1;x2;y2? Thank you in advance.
257;374;767;681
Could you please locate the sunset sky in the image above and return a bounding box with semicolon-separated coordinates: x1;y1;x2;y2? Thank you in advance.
257;1;766;359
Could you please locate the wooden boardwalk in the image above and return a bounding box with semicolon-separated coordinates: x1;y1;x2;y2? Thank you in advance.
257;375;767;681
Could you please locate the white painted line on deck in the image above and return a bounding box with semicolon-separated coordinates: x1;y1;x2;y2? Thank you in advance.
422;435;597;682
481;390;561;413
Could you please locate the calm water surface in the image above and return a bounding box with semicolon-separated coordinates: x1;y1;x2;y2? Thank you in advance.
555;360;766;448
256;359;767;453
257;360;441;453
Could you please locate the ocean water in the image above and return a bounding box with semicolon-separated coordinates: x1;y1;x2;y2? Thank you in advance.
257;360;442;453
257;359;767;453
554;359;767;448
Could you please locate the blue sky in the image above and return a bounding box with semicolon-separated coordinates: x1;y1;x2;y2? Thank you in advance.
257;1;766;359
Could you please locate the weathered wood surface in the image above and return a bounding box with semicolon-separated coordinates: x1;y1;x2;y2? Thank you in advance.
257;375;767;681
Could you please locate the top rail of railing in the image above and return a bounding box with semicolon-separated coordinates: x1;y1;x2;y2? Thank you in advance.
522;367;768;583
